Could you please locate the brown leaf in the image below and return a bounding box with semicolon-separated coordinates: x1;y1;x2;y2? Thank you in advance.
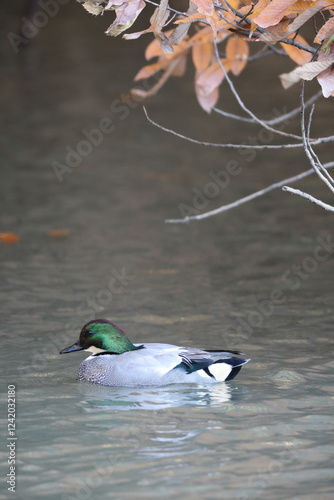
195;59;231;111
132;57;185;99
253;0;296;28
80;1;105;16
196;61;224;96
134;59;170;80
192;41;213;72
0;232;20;245
195;82;219;113
314;16;334;43
259;4;326;43
284;0;320;15
317;65;334;97
105;0;145;37
168;2;199;46
293;59;333;80
191;0;214;16
170;54;187;76
123;27;153;40
155;31;173;55
317;46;334;97
280;34;312;65
279;69;301;88
225;37;249;76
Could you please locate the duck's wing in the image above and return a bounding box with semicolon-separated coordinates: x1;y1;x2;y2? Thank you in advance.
178;348;250;382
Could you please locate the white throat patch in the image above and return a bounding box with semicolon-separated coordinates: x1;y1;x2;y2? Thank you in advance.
84;346;107;355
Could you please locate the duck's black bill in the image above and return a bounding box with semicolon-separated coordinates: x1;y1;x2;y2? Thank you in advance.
60;342;84;354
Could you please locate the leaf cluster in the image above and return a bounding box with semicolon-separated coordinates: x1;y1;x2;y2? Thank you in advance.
79;0;334;110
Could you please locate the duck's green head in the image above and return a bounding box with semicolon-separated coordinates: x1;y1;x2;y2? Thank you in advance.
60;319;140;355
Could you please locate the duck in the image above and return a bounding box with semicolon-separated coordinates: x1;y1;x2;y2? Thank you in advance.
60;319;250;387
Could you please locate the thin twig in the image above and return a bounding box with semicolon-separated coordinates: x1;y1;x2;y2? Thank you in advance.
213;41;303;141
282;186;334;212
145;0;188;19
143;106;334;149
165;162;334;223
300;82;334;195
213;91;322;126
306;104;334;186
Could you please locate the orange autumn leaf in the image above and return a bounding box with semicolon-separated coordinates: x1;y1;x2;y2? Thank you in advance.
225;37;249;76
48;229;70;237
314;16;334;43
175;13;206;25
247;0;271;19
191;0;214;16
192;41;213;72
145;30;175;60
170;55;187;77
134;59;172;80
196;58;232;111
0;232;20;244
280;34;312;65
284;0;320;15
253;0;298;28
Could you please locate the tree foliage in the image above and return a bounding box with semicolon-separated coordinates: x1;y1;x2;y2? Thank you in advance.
79;0;334;111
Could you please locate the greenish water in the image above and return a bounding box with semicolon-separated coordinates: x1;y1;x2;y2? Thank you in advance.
1;3;334;499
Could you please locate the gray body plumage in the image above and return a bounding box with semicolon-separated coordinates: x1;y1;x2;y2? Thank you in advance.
77;343;249;387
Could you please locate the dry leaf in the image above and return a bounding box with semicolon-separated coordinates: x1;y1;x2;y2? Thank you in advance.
0;232;20;244
260;4;327;43
80;0;104;16
195;82;219;112
317;46;334;96
191;0;214;16
284;0;320;15
170;54;187;76
314;16;334;43
253;0;296;28
225;37;249;76
293;58;333;80
48;229;71;238
280;34;312;65
195;59;231;111
192;41;213;72
105;0;145;37
134;60;169;80
317;65;334;97
279;69;301;88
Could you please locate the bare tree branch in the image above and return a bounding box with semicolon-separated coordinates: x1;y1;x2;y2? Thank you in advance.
282;186;334;212
213;41;303;141
213;91;323;126
165;162;334;224
300;82;334;195
143;107;334;150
